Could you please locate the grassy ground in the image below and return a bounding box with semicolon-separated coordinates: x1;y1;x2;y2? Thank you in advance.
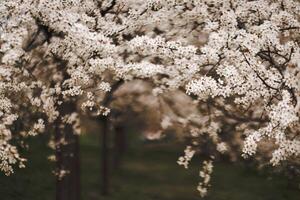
0;133;299;200
0;136;55;200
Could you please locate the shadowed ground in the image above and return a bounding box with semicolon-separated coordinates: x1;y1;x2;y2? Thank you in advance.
0;133;299;200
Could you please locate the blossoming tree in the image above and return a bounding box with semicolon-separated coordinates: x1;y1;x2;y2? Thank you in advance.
1;0;299;199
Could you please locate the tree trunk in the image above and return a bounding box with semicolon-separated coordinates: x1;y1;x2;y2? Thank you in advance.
55;122;67;200
100;116;109;195
98;80;124;195
113;124;126;170
69;134;81;200
74;134;81;200
55;102;81;200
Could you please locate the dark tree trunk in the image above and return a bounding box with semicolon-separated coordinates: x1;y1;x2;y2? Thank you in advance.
98;80;124;196
100;116;109;195
69;133;81;200
113;124;127;170
55;122;67;200
73;134;81;200
55;102;81;200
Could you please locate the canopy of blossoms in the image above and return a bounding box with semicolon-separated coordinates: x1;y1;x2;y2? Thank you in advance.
0;0;299;197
